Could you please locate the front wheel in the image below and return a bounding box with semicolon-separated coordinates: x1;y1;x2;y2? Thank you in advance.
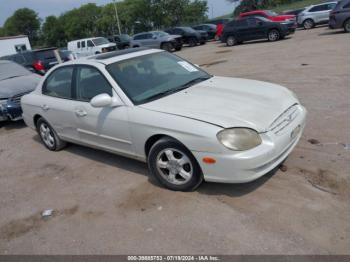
188;38;197;47
344;19;350;33
303;19;315;30
226;35;236;46
268;29;280;41
148;138;203;191
37;118;66;151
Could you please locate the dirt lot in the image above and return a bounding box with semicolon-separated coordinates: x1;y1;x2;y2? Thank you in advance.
0;26;349;255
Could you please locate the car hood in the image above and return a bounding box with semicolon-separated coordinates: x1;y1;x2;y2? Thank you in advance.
0;74;41;99
140;76;298;132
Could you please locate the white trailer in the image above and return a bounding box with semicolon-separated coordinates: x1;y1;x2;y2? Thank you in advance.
0;35;32;57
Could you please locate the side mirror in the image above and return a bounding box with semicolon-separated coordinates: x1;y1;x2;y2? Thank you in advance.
90;94;123;108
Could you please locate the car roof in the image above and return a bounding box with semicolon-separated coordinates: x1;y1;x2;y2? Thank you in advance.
309;1;337;7
59;48;163;66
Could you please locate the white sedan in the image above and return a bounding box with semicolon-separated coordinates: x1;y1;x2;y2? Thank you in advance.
22;48;307;191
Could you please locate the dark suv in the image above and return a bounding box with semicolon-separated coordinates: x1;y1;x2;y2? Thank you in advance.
0;48;60;75
329;0;350;32
165;27;205;47
107;34;131;49
222;17;291;46
192;24;217;39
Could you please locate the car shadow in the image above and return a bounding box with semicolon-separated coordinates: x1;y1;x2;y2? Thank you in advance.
319;30;346;36
31;134;280;195
197;167;279;198
0;120;27;131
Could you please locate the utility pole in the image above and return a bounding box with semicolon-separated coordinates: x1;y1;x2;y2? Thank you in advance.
113;0;121;35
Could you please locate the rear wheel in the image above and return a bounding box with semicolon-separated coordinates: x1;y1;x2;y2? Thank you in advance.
175;45;182;51
36;118;66;151
303;19;315;29
188;38;197;47
344;19;350;33
268;29;280;41
226;35;237;46
161;42;173;52
148;138;203;191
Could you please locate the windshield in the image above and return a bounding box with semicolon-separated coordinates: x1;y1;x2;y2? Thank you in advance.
106;52;211;105
266;10;278;16
0;61;31;81
154;31;169;37
92;37;110;46
120;34;130;41
182;27;197;33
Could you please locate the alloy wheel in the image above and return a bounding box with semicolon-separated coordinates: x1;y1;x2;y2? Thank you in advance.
345;20;350;33
304;20;314;29
156;148;193;186
226;36;236;46
268;30;280;41
39;123;55;148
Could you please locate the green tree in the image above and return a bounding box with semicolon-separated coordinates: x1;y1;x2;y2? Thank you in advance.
3;8;40;42
42;16;66;47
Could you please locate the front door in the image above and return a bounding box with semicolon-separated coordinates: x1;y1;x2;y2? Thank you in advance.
73;65;133;156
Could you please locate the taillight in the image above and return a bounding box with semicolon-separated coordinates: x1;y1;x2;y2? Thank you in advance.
33;60;44;71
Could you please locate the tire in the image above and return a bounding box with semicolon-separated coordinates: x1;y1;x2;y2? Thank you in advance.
148;138;203;191
226;35;237;46
36;118;66;151
268;29;280;41
344;19;350;33
303;19;315;30
175;46;182;51
124;45;130;49
188;38;197;47
161;42;172;52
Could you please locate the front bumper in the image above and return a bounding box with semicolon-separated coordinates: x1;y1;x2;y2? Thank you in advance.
193;105;307;183
0;100;23;122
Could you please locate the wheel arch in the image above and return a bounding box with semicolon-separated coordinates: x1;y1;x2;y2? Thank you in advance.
33;114;43;128
145;134;183;158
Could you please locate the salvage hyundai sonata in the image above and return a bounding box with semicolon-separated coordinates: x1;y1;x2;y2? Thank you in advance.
21;48;307;191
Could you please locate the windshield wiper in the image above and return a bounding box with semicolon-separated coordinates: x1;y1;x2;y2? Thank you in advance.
1;76;22;81
140;76;212;104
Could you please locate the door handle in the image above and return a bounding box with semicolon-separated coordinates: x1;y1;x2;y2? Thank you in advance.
75;109;87;117
41;104;50;111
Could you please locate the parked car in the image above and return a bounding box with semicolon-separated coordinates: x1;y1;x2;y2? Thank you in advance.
107;34;131;49
282;8;305;23
239;10;297;32
222;17;293;46
192;24;217;39
329;0;350;32
59;50;77;62
67;37;116;57
298;2;338;29
21;48;306;191
165;27;205;46
131;31;183;51
0;48;61;75
0;60;41;122
195;30;209;43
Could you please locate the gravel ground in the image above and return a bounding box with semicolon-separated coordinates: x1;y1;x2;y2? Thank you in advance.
0;26;349;255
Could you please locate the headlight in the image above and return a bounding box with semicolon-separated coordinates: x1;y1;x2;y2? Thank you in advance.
217;128;262;151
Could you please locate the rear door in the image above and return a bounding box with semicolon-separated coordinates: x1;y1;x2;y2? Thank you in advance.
73;65;133;155
235;19;251;40
40;66;79;141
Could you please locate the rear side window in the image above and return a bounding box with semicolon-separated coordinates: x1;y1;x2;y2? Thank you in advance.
75;66;113;101
81;41;86;48
87;40;94;47
77;42;81;48
343;2;350;8
43;67;74;99
310;5;327;12
134;34;146;40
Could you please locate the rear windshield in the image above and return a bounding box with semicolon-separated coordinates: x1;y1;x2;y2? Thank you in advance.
92;37;110;46
0;62;31;81
35;50;56;60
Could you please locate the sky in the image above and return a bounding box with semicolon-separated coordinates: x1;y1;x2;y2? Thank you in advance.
0;0;238;26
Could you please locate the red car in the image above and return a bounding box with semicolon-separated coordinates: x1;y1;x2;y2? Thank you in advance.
239;10;296;22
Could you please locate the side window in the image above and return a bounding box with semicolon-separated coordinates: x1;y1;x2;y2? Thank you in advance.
344;2;350;8
146;33;153;39
327;3;336;10
77;42;81;48
310;5;326;12
134;34;145;40
247;18;258;26
236;19;248;27
87;40;94;47
75;66;113;101
81;41;86;48
174;28;183;35
43;67;74;99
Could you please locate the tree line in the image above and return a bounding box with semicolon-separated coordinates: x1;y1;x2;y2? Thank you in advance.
0;0;208;48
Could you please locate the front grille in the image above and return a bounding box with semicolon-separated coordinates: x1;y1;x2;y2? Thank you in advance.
10;92;31;106
269;104;300;134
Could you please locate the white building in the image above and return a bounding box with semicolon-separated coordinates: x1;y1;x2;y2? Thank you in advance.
0;35;32;57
